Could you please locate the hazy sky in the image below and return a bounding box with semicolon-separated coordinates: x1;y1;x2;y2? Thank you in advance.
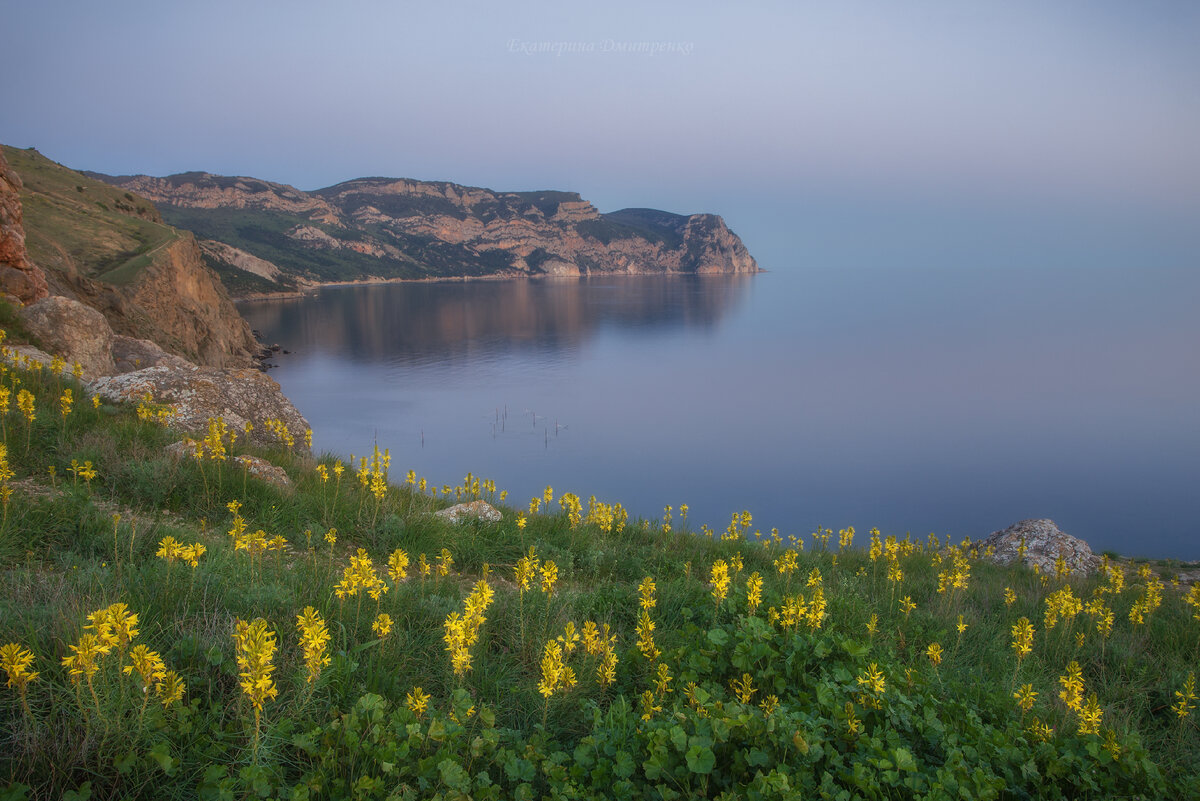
4;1;1198;255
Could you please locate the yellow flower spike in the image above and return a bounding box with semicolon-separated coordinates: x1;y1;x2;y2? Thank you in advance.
387;548;410;582
372;613;393;639
296;607;331;684
926;642;943;667
156;670;186;707
1011;617;1035;661
1058;661;1085;713
1172;672;1197;719
1;642;39;713
731;673;757;704
540;561;558;596
745;572;763;615
406;686;431;718
709;559;731;607
1078;694;1104;736
1014;683;1037;713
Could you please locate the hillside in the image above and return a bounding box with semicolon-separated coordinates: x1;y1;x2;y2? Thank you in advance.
89;171;760;295
0;146;258;368
0;330;1198;799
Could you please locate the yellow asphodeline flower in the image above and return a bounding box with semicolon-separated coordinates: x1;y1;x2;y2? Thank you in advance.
579;620;619;687
540;561;558;596
636;576;660;662
1058;661;1085;713
515;547;540;592
1013;683;1037;714
1128;575;1163;626
855;662;887;709
1076;693;1104;736
537;639;576;698
59;388;73;419
334;548;387;600
124;643;167;714
233;618;278;714
296;607;331;685
1;642;39;714
1043;586;1082;631
406;686;431;718
745;572;763;615
63;632;110;682
443;580;495;678
372;613;393;639
387;548;410;583
731;672;757;704
17;388;35;424
1183;585;1200;621
87;603;139;652
710;559;731;607
1172;672;1197;720
1011;617;1035;661
926;642;943;667
1003;587;1017;607
935;546;971;595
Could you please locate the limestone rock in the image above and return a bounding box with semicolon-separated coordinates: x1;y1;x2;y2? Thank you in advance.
435;500;503;525
233;455;292;491
88;364;310;452
95;172;761;283
112;335;195;374
982;519;1100;577
18;296;115;378
0;150;49;305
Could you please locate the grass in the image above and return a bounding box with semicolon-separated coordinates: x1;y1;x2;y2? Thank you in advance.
0;329;1198;799
2;145;178;287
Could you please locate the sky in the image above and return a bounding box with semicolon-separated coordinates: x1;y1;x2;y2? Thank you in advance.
4;1;1199;264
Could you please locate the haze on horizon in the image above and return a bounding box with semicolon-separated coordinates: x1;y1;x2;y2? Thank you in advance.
4;0;1198;239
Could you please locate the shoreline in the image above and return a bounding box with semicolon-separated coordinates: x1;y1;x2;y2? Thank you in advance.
232;267;765;302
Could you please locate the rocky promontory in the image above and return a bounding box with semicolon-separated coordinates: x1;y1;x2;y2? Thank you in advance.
92;171;760;293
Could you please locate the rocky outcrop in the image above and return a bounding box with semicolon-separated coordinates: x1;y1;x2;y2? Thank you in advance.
88;365;310;453
112;335;195;373
981;519;1100;576
0;150;49;305
198;240;284;284
435;500;503;525
17;296;115;378
94;171;760;287
124;234;259;367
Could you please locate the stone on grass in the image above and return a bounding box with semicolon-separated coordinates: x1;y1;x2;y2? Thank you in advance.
981;518;1100;577
435;500;502;525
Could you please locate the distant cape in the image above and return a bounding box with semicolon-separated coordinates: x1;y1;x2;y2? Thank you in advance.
88;170;760;295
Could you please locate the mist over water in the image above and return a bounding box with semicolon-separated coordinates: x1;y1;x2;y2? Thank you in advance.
241;262;1200;560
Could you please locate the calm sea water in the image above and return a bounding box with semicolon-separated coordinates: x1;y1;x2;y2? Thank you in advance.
240;264;1200;559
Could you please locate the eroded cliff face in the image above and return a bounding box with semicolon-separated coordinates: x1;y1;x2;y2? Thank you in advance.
97;171;760;287
126;234;259;367
0;151;49;305
3;146;256;367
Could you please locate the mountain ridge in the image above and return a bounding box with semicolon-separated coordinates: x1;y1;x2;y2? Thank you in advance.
89;169;760;295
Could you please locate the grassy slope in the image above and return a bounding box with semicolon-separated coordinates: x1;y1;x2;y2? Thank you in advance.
0;317;1197;799
2;146;178;286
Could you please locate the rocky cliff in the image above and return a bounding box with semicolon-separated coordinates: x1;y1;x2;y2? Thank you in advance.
2;146;257;368
93;171;759;292
0;150;50;305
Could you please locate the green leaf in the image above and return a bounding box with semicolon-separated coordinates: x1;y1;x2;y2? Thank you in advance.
614;750;635;779
893;748;917;773
707;628;730;647
62;783;92;801
685;745;716;775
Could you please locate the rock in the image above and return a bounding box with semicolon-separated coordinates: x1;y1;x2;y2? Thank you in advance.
17;295;115;378
88;364;310;452
233;455;292;491
112;335;194;374
435;500;503;525
981;519;1100;577
0;149;49;305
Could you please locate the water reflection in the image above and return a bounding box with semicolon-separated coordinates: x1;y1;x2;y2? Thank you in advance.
241;274;753;365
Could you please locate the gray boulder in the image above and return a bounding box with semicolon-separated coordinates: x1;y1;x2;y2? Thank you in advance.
18;296;115;378
981;518;1100;576
88;365;310;453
